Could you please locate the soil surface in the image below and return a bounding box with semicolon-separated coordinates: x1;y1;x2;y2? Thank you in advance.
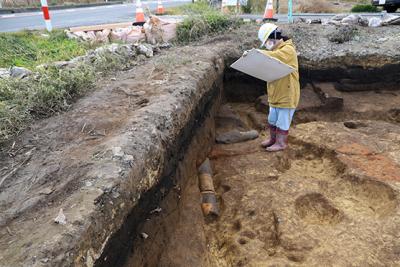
122;82;400;266
1;24;400;266
205;100;400;266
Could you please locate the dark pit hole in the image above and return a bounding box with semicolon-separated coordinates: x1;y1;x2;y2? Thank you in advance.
233;220;242;231
238;238;248;245
248;210;256;216
221;184;231;193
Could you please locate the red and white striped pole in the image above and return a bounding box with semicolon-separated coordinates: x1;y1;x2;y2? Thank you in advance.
40;0;52;32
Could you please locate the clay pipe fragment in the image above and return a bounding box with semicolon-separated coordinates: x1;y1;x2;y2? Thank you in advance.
198;158;219;217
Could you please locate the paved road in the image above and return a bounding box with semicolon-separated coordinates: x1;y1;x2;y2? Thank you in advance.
0;0;190;32
0;2;392;33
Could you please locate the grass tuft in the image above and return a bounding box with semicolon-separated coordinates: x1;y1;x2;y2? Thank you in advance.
175;2;241;43
351;4;378;12
0;30;91;69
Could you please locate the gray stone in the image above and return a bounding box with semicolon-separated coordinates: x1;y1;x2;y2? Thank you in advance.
328;25;357;44
137;44;154;58
0;68;11;79
115;44;135;57
331;14;348;21
159;42;173;49
53;61;74;69
10;66;32;79
70;55;87;64
216;130;259;144
106;43;120;53
341;14;362;25
65;30;79;40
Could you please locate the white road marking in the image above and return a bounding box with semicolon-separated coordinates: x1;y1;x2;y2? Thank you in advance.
65;9;76;12
1;14;16;18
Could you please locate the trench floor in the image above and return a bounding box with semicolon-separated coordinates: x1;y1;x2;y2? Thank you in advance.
123;84;400;267
205;101;400;266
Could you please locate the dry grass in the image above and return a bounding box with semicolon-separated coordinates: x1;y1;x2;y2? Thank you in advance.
249;0;370;14
295;0;337;13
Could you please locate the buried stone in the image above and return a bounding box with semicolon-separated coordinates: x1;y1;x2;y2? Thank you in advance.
216;129;259;144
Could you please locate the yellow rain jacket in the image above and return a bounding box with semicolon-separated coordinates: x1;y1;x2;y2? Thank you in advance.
261;39;300;109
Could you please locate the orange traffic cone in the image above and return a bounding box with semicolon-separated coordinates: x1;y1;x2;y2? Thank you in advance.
133;0;145;26
156;0;164;15
263;0;277;22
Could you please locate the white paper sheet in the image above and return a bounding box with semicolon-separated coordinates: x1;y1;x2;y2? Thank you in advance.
230;49;295;82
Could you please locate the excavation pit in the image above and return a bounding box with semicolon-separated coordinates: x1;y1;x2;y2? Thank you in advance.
97;66;400;267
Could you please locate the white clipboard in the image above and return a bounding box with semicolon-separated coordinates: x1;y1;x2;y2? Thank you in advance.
230;49;295;82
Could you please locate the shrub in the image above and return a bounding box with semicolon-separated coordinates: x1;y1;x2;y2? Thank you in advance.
351;4;378;12
175;2;240;43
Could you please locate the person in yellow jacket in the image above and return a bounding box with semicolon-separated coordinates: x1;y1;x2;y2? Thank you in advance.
257;23;300;152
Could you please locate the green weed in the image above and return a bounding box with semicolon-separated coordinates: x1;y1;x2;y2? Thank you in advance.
351;4;378;12
175;2;241;43
0;30;90;69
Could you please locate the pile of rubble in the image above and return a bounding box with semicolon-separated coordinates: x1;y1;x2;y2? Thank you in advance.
0;16;177;81
0;42;170;80
301;12;400;27
65;16;179;44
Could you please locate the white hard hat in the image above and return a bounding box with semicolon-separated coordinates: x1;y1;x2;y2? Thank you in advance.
258;23;278;47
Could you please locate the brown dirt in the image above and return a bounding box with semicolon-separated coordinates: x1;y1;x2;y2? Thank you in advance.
203;101;400;266
122;82;400;266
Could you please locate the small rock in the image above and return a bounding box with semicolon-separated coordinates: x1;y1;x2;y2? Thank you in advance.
112;147;124;158
38;188;54;195
10;66;32;79
123;154;134;162
306;19;322;24
0;68;11;79
54;208;67;225
53;61;69;68
110;77;117;81
106;43;120;53
141;232;149;239
150;207;162;214
137;44;154;58
328;25;357;44
69;55;86;64
368;17;382;27
65;30;79;40
40;258;49;263
159;42;172;49
85;181;93;187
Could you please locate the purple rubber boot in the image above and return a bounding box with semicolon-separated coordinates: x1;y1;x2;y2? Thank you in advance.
261;125;277;148
266;128;288;152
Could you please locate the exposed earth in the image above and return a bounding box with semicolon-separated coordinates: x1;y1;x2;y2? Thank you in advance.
1;23;400;266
